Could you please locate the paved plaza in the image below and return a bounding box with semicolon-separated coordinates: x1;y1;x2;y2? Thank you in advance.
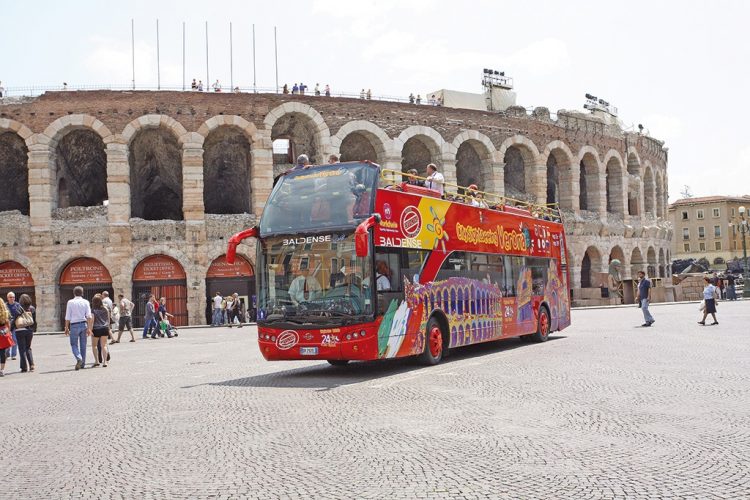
4;301;750;499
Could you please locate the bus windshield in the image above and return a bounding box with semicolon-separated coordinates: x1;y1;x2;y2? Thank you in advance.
257;232;374;326
260;162;379;236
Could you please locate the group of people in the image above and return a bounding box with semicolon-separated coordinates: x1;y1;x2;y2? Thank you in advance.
408;93;443;106
211;292;246;327
636;271;730;328
0;292;36;376
282;83;331;97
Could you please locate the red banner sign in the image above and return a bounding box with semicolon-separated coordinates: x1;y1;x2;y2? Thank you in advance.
60;258;113;285
206;254;254;278
133;255;186;282
0;261;35;288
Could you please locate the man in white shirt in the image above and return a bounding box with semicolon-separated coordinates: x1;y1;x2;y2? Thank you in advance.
289;268;322;305
116;293;136;343
212;292;223;326
64;286;93;370
425;163;445;196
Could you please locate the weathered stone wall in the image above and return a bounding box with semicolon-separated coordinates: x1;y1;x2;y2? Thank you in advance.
0;91;672;328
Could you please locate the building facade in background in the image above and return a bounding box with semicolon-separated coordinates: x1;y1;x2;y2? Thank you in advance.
669;195;750;269
0;91;671;329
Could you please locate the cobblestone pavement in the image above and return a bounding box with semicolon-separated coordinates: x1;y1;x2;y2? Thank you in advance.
4;301;750;499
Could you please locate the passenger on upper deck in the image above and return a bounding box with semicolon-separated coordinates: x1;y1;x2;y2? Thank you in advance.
425;164;444;196
405;169;425;187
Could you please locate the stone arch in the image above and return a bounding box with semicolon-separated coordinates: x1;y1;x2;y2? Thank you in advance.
202;126;252;214
453;131;497;191
647;246;657;278
126;118;185;221
196;115;260;147
609;245;626;265
578;147;602;212
0;130;30;214
397;126;444;174
626;148;641;177
264;102;331;172
656;170;665;218
332;121;390;164
643;163;656;216
499;135;540;200
581;246;602;288
630;247;645;277
543;141;575;209
604;151;625;215
54;129;108;208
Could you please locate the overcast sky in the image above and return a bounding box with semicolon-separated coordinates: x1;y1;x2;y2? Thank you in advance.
2;0;748;202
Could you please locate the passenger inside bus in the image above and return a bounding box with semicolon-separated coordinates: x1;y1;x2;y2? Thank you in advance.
375;260;392;291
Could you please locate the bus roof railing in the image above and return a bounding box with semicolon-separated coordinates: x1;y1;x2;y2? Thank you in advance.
379;168;563;222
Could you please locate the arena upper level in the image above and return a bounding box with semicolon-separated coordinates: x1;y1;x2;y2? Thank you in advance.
0;90;672;329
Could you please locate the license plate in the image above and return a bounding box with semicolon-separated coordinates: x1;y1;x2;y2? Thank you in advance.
300;347;318;356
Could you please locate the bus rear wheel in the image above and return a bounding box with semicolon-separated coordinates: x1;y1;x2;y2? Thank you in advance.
419;318;445;365
532;307;550;343
327;360;350;367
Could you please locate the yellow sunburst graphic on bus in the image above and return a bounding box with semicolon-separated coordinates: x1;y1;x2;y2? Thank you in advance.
417;198;451;252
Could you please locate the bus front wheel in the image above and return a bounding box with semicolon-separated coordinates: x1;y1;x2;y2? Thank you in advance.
531;307;550;343
419;318;445;365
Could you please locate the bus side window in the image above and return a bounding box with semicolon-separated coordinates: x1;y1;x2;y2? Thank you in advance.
526;257;549;296
502;256;524;297
436;252;468;280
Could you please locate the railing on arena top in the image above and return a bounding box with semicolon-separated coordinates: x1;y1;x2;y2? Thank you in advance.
379;168;562;222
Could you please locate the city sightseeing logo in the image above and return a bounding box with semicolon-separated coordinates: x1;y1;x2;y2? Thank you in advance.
276;330;299;350
400;206;422;238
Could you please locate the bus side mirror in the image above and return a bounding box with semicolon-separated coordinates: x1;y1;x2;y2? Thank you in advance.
227;227;258;263
354;214;380;258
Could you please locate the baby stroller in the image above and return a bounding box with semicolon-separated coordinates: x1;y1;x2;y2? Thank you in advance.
158;319;179;338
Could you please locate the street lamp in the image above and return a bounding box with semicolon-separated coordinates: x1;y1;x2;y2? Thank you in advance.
733;206;750;297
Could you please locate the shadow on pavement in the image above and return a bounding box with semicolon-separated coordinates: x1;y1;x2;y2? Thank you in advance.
202;335;566;391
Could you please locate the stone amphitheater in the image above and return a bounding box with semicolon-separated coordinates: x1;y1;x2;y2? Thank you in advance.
0;91;671;330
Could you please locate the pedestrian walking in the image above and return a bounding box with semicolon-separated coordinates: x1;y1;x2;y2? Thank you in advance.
366;89;372;100
636;270;655;327
191;78;197;90
292;83;299;94
282;83;289;94
9;294;35;373
212;79;222;92
197;80;204;92
717;276;726;300
416;94;421;105
360;89;366;99
409;93;415;104
0;81;4;98
142;294;158;339
90;294;110;368
314;83;320;96
6;292;19;360
115;293;136;343
0;299;13;377
102;291;115;343
726;273;737;300
64;286;93;370
324;84;330;97
157;297;175;338
698;277;720;326
211;291;223;326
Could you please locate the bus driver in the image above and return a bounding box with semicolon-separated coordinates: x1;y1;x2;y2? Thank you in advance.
289;266;322;305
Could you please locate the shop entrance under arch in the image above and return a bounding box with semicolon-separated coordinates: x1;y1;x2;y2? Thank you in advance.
132;255;188;328
205;254;255;324
0;260;36;308
58;258;113;328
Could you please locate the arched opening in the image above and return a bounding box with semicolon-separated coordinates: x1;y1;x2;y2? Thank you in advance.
628;180;640;216
339;132;380;163
656;173;665;218
581;246;602;288
647;247;657;278
0;260;36;308
205;254;255;324
503;146;526;198
271;113;319;175
203;126;252;214
610;246;625;265
579;153;600;212
644;167;655;216
627;152;640;177
606;157;624;215
129;127;183;221
546;154;559;205
132;255;188;327
456;140;491;191
58;257;113;328
0;132;30;214
401;136;439;174
55;129;108;209
630;247;644;278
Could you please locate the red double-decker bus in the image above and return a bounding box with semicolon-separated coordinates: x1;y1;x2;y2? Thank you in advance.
228;161;570;365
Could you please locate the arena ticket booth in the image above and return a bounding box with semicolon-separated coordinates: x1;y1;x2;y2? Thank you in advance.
58;258;113;327
0;260;36;306
132;255;188;328
205;254;255;324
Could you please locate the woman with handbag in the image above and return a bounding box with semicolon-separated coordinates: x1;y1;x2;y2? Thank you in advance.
698;277;719;326
0;298;13;377
90;294;110;367
11;294;35;373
